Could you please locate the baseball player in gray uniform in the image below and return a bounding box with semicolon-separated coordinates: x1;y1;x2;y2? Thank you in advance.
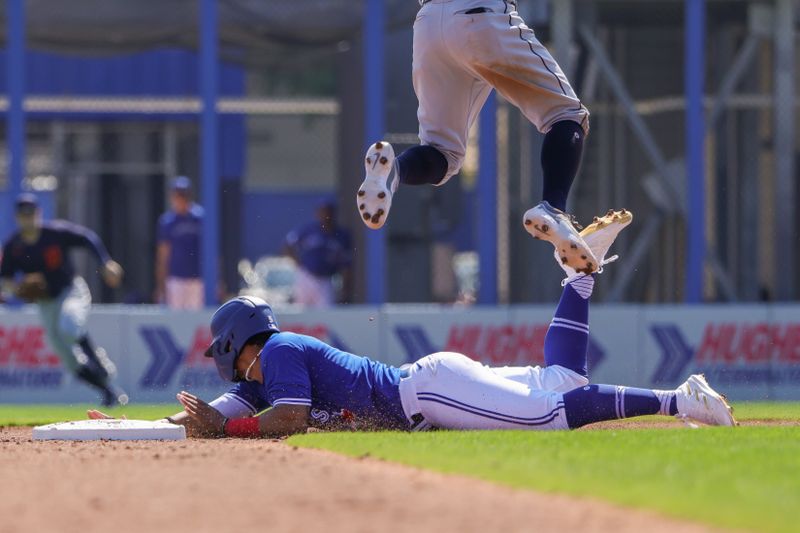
358;0;597;273
0;194;128;406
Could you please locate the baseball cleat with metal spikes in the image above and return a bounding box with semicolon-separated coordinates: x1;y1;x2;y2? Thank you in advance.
675;374;737;426
553;208;633;285
524;201;598;275
357;141;397;230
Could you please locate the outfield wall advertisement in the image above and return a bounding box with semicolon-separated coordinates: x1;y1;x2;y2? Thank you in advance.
2;304;799;403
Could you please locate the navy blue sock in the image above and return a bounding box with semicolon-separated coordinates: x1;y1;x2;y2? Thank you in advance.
397;145;449;186
563;385;679;429
541;120;585;211
544;276;594;377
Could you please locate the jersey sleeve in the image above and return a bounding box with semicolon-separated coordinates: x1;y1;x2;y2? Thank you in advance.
263;343;312;407
54;221;111;264
209;382;267;418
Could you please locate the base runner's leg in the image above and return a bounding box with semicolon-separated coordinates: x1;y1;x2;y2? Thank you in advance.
487;275;593;392
563;377;737;428
562;385;677;429
543;275;594;378
401;352;570;431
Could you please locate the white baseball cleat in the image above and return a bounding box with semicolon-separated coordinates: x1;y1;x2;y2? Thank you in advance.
556;208;633;283
675;374;737;426
357;141;397;230
524;201;598;275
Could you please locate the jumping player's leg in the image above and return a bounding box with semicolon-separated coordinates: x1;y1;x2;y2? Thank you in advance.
461;8;590;211
430;3;595;271
396;146;449;187
541;120;585;211
357;1;492;229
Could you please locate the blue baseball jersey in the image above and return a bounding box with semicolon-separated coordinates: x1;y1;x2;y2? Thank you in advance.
0;220;111;298
227;332;409;429
157;204;203;279
285;222;351;278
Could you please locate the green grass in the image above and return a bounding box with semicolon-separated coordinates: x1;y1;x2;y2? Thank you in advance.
0;404;178;426
290;403;800;533
729;401;800;420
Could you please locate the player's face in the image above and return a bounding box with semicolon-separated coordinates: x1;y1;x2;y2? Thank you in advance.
170;191;190;214
233;345;263;384
15;208;40;232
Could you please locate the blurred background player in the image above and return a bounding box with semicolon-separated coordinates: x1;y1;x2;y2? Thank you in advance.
283;199;352;307
357;0;596;274
0;193;128;406
155;176;205;310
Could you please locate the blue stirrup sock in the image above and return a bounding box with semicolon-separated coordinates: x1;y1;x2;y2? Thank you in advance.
563;384;679;429
544;276;593;377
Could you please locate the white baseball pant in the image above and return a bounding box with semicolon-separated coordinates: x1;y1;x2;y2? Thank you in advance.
38;276;92;373
293;268;334;308
413;0;589;183
165;276;205;310
398;351;589;431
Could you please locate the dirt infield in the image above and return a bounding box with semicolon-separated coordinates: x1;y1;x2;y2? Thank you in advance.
0;427;721;533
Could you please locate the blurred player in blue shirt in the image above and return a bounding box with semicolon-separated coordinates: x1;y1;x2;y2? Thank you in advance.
155;176;204;309
284;199;352;307
1;193;128;406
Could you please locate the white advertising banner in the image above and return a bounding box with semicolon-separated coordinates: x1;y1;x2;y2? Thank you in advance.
2;303;800;403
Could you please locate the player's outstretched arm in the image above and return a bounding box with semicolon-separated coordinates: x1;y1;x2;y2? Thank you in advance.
178;390;309;438
87;393;228;438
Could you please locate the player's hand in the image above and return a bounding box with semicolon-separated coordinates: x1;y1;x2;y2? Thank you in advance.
176;391;226;437
102;260;124;288
15;273;48;302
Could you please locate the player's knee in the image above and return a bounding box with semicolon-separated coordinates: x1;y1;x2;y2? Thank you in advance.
57;317;83;342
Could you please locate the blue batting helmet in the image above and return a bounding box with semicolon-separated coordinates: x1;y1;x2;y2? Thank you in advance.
204;296;280;382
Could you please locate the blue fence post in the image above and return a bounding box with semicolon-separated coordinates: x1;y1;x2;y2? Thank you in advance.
364;0;386;305
7;0;26;212
478;94;498;305
200;0;219;306
685;0;706;303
